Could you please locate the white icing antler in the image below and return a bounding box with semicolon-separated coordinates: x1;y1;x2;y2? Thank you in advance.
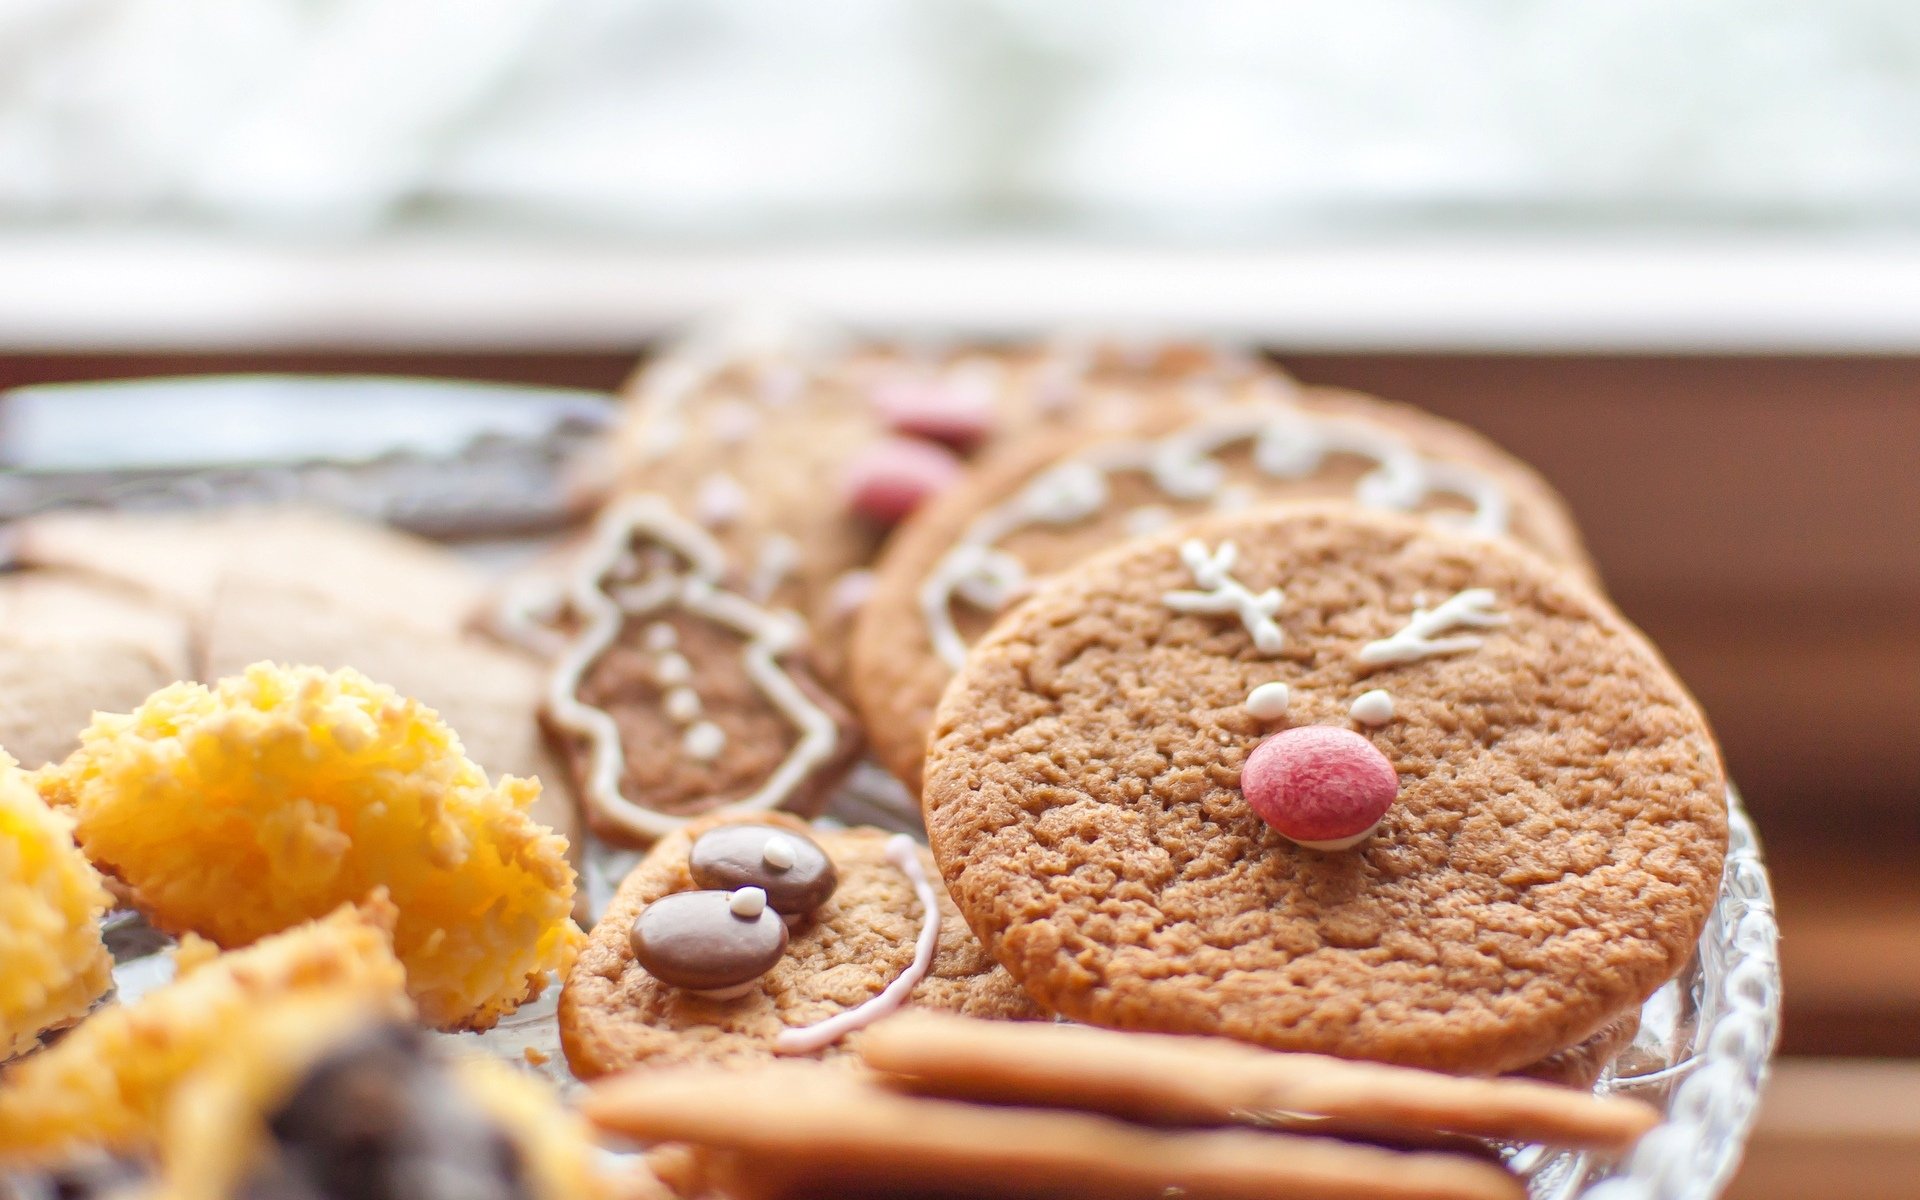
1163;539;1285;654
1358;589;1507;666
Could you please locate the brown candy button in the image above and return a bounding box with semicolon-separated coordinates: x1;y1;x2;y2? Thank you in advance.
630;888;789;995
688;824;840;917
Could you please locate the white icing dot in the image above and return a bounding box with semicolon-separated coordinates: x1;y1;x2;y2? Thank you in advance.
694;472;748;528
1244;681;1290;720
643;622;677;651
729;886;768;918
664;687;702;723
1349;689;1395;726
684;721;726;760
655;653;694;685
827;569;876;618
708;399;758;444
1124;505;1175;536
762;835;798;870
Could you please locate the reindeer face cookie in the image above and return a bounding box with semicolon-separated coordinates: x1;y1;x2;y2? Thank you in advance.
558;813;1042;1077
853;387;1596;789
541;498;863;846
921;504;1725;1076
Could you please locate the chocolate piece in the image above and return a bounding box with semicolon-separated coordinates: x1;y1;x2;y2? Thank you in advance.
245;1023;531;1200
630;889;789;992
688;824;839;917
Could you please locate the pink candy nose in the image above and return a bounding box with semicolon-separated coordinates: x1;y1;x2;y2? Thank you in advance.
872;378;997;449
1241;725;1399;851
844;436;965;526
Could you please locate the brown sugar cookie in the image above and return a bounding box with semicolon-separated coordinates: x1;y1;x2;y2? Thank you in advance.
0;573;190;769
607;324;1288;697
857;1012;1658;1153
580;1062;1525;1200
6;507;487;637
558;813;1041;1078
922;504;1726;1076
853;386;1596;789
540;498;863;847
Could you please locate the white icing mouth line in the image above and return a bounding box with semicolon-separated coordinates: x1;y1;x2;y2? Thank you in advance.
1358;589;1508;666
544;495;841;843
774;834;940;1055
919;399;1513;671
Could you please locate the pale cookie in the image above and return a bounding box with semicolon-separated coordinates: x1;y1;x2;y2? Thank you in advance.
540;498;862;846
923;504;1726;1075
202;577;582;862
0;571;193;769
859;1013;1658;1153
581;1063;1524;1200
558;813;1040;1079
8;507;486;636
854;386;1596;788
608;323;1287;696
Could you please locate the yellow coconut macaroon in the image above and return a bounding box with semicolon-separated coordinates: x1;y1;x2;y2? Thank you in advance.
0;901;409;1166
0;749;114;1061
41;662;583;1031
160;992;630;1200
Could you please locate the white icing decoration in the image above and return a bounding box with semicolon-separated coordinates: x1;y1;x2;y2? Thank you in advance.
1358;589;1508;666
918;402;1510;671
643;622;677;651
684;721;726;760
1163;540;1285;655
762;835;798;870
775;834;939;1055
544;495;843;842
627;310;837;464
826;569;876;619
1292;823;1382;852
1124;505;1175;536
730;886;769;918
1245;681;1290;720
694;472;749;528
748;533;800;603
655;653;693;686
1349;689;1395;726
664;687;702;723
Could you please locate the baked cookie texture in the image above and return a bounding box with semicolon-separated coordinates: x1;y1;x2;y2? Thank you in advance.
854;386;1596;789
923;504;1726;1075
39;662;582;1031
0;902;407;1166
560;813;1041;1077
0;750;113;1061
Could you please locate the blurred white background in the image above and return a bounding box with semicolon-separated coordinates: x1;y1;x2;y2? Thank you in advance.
3;0;1918;237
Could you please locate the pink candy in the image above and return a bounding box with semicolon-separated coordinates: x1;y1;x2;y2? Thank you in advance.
871;377;997;449
844;436;965;526
1240;725;1398;851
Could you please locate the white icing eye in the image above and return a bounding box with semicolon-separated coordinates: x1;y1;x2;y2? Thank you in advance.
1349;689;1395;726
729;886;769;918
1245;682;1290;720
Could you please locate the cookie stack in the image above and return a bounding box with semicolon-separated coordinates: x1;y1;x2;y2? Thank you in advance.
526;323;1727;1193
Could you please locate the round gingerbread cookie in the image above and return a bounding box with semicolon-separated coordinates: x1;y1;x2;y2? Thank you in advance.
607;321;1285;697
559;813;1043;1078
853;386;1596;789
922;504;1724;1075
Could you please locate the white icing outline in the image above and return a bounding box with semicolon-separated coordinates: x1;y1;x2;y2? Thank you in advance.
1358;589;1508;667
774;834;939;1055
919;403;1513;670
545;496;842;843
1163;539;1285;654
